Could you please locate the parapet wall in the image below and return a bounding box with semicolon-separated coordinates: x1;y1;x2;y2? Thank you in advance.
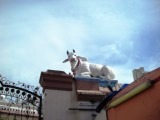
107;67;160;120
39;70;113;120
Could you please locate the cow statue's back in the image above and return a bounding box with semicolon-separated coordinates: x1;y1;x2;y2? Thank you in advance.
63;50;115;80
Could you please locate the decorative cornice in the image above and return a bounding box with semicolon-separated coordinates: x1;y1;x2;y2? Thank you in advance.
75;77;110;101
39;70;73;92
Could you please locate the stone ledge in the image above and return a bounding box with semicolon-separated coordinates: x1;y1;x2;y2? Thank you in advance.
75;77;111;101
39;70;73;92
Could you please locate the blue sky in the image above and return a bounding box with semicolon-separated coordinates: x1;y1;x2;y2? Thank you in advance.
0;0;160;86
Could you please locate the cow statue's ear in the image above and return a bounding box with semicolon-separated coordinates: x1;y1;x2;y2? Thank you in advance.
63;59;69;63
67;51;69;55
77;56;88;61
73;49;75;53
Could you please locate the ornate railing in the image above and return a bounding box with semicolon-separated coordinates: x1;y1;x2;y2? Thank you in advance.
0;74;42;120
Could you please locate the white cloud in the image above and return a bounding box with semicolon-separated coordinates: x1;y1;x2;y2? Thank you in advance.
113;66;134;83
0;0;160;86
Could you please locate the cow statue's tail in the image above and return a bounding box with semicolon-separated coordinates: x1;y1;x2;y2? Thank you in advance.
101;66;115;80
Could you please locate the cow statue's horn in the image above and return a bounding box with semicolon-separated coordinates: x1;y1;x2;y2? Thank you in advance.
67;50;69;55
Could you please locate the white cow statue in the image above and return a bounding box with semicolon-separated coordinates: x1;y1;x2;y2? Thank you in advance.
63;50;115;80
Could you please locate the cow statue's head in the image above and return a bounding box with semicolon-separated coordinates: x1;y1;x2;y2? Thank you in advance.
63;49;87;63
63;50;88;75
63;49;77;63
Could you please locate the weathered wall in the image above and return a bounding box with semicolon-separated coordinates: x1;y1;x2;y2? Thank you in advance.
43;89;76;120
40;70;106;120
43;82;106;120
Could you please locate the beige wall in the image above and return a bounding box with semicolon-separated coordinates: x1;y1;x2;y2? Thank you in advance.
43;89;76;120
43;83;106;120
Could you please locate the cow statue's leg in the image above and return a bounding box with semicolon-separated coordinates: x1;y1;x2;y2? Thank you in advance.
99;75;111;80
75;72;91;77
76;61;91;77
101;66;115;80
80;72;92;77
